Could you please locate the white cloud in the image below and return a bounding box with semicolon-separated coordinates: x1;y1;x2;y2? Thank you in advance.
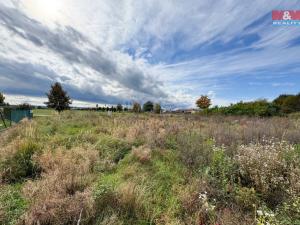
1;0;300;108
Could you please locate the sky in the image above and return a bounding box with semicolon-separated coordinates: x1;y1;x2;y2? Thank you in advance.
0;0;300;108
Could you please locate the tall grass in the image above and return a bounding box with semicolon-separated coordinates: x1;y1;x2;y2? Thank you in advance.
0;111;299;224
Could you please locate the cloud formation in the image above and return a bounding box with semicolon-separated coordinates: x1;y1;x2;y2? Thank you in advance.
0;3;168;105
0;0;300;107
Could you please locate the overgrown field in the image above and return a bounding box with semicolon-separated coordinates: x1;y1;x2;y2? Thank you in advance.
1;111;300;225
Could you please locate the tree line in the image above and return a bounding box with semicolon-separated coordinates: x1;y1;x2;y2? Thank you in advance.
196;94;300;117
0;82;162;113
1;83;299;116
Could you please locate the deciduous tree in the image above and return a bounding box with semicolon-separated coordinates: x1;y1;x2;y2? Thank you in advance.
117;104;123;112
154;103;162;114
143;101;154;112
196;95;211;110
132;102;141;113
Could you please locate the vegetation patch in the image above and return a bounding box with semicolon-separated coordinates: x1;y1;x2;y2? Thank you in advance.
0;110;299;224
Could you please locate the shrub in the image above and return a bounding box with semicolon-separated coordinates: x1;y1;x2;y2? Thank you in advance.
275;196;300;225
208;100;280;117
256;205;277;225
0;141;40;183
235;187;258;210
236;140;299;207
208;146;236;196
179;179;218;224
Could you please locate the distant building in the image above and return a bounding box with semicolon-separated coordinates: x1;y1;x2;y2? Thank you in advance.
167;108;199;114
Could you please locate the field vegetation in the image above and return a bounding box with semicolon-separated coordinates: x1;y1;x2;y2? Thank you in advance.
1;110;300;225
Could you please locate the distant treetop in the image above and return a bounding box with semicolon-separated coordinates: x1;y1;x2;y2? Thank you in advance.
143;101;154;112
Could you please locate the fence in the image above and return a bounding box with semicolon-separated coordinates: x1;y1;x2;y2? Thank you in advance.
0;107;33;129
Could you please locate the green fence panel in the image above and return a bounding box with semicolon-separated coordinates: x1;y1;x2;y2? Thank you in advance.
3;108;33;123
11;109;33;123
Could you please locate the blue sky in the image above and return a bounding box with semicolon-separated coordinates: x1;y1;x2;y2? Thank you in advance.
0;0;300;108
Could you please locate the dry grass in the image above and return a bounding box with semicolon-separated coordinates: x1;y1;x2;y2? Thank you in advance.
0;111;300;224
21;148;99;225
132;145;152;163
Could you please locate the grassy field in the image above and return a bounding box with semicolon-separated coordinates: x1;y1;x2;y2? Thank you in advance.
0;119;11;131
0;110;300;225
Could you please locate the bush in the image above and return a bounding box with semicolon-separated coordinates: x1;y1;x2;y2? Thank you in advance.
0;141;41;183
236;140;299;207
207;100;280;117
208;147;236;194
275;196;300;225
235;187;258;210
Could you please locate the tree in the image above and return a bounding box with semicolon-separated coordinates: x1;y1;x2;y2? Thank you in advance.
273;94;293;106
273;94;300;114
0;92;5;105
281;96;300;113
45;82;72;113
196;95;211;110
117;104;123;112
154;103;162;114
132;102;141;113
17;103;32;110
143;101;154;112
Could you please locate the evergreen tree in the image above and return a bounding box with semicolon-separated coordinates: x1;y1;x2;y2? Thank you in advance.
45;82;72;113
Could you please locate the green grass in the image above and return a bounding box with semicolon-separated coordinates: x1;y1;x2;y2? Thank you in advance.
93;149;186;224
1;110;300;224
0;184;28;225
0;119;11;130
32;108;56;117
